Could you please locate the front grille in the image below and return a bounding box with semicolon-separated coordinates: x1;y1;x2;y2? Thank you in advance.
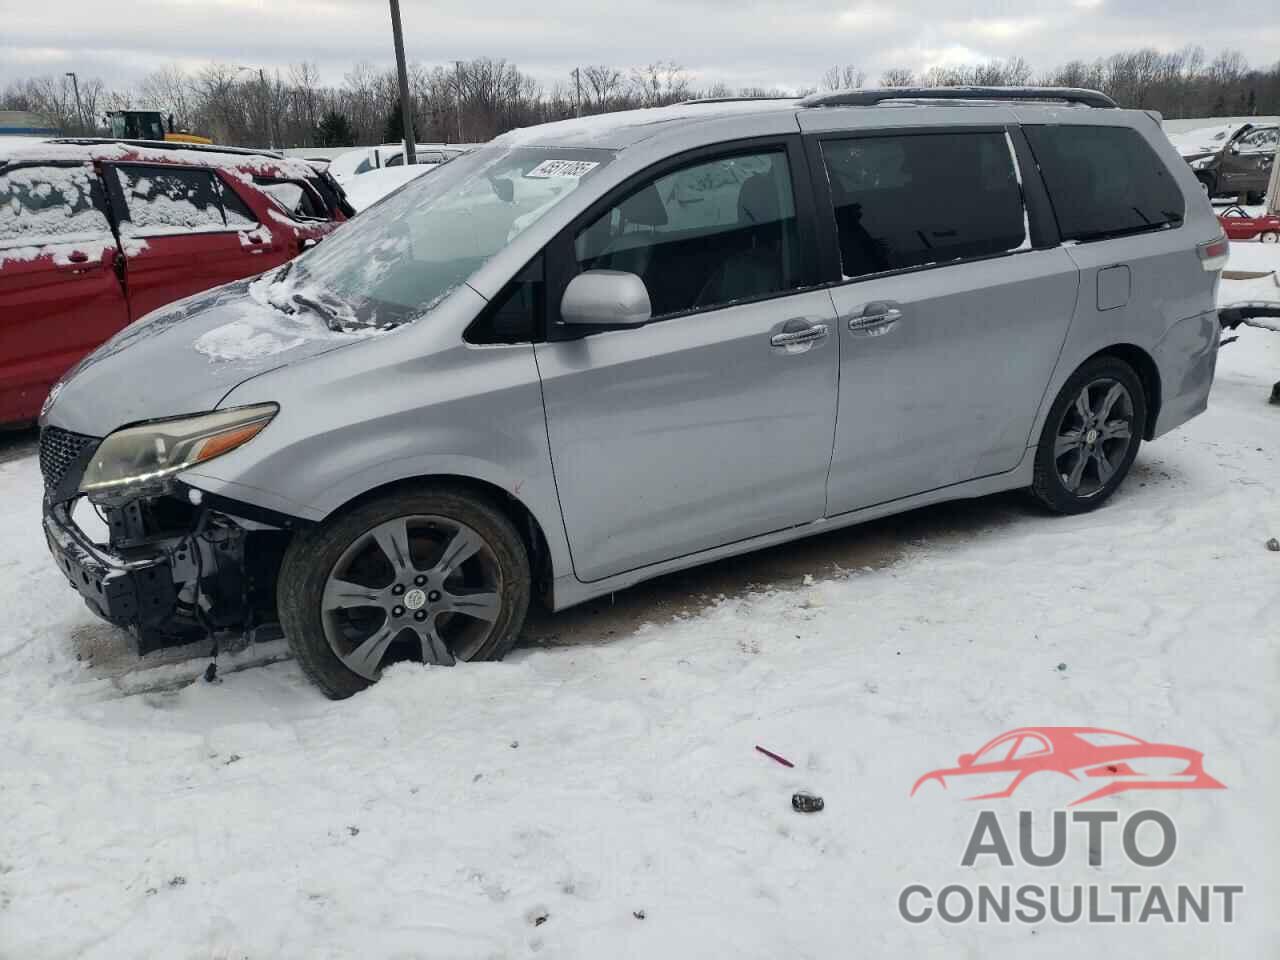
39;426;98;496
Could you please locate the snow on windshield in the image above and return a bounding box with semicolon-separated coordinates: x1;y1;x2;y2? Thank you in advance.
290;145;612;330
192;273;374;362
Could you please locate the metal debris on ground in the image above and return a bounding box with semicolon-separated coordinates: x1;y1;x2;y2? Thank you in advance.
755;745;795;768
792;792;824;813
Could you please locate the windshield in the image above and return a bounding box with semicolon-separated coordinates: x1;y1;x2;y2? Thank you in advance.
276;145;612;331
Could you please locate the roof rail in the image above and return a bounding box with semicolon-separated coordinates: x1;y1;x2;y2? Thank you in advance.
46;137;287;159
677;95;797;105
800;86;1118;109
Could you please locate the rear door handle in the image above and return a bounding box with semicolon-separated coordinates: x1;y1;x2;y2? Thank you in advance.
770;322;829;348
847;302;902;335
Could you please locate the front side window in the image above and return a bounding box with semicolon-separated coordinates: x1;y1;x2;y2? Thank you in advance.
0;163;112;245
575;150;802;318
278;146;611;331
822;132;1027;279
1023;124;1184;243
114;165;228;235
1237;127;1278;153
1012;735;1050;759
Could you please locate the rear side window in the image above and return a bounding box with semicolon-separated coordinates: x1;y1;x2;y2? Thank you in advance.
1023;125;1184;242
114;165;229;235
0;164;112;245
822;132;1027;279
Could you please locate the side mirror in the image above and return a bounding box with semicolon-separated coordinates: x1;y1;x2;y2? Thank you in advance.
958;753;975;768
560;270;651;327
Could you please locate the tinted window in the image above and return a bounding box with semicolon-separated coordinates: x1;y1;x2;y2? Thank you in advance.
0;164;112;244
822;132;1027;279
575;150;802;318
1023;125;1184;242
114;165;228;235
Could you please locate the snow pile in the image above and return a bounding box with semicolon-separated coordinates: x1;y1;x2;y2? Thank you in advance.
0;252;1277;958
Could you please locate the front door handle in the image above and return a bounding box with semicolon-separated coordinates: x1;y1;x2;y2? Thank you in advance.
847;302;902;335
770;322;829;349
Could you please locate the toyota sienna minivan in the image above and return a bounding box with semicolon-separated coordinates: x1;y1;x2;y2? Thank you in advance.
38;87;1226;698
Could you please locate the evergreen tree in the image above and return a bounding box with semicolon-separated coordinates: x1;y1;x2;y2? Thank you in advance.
315;111;355;147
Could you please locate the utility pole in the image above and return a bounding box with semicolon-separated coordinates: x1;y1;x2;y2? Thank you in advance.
1267;135;1280;217
573;67;582;117
389;0;416;164
258;67;275;150
64;72;84;134
454;60;465;143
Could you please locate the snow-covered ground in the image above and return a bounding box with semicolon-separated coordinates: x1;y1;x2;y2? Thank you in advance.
1;248;1278;958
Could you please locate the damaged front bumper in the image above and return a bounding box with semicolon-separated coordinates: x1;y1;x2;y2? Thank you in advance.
40;428;294;655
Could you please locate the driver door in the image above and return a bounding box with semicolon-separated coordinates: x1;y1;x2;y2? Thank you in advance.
535;140;839;583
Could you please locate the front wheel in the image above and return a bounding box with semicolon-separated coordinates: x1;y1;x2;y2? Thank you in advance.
278;486;531;699
1261;230;1279;244
1030;357;1147;515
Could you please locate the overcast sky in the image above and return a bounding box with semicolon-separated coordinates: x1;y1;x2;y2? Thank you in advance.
2;0;1277;93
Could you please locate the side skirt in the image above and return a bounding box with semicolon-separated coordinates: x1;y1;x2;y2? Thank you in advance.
549;452;1035;612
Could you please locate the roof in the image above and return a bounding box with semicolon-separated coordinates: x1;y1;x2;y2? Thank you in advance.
492;86;1123;151
0;138;319;182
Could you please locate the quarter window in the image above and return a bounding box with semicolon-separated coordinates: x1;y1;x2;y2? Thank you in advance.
1236;127;1278;154
0;164;112;245
822;132;1027;279
575;150;803;318
1023;125;1184;242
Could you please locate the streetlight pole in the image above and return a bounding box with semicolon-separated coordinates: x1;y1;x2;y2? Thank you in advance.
389;0;416;164
65;72;84;134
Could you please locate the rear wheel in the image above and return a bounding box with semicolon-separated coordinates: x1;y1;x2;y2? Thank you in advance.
1245;190;1266;206
1261;231;1279;244
1030;356;1146;515
1195;173;1216;197
278;486;531;699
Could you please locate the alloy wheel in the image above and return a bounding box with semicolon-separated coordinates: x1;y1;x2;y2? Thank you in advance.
1052;378;1136;499
320;515;503;680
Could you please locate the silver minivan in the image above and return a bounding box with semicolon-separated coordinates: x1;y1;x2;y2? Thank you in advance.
40;88;1227;698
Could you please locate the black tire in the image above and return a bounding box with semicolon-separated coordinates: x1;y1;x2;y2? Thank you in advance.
1245;190;1265;206
1030;356;1147;515
278;485;531;699
1195;173;1216;197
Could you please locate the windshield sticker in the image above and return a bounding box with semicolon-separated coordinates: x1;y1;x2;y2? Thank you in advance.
525;159;599;179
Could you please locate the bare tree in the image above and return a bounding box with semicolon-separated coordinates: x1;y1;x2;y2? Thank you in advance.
880;67;916;87
582;65;623;111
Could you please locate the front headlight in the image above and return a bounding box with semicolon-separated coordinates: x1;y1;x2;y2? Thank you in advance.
79;403;278;495
1189;155;1214;170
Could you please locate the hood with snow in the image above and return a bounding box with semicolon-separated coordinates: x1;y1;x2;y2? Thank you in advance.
42;272;376;437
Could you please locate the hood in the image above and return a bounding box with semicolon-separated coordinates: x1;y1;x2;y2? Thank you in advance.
43;276;367;437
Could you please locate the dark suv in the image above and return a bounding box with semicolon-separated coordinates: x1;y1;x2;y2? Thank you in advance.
1184;123;1278;202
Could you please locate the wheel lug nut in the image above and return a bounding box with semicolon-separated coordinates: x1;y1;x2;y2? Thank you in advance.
392;584;405;595
414;575;427;586
428;590;441;602
414;611;426;622
392;606;405;617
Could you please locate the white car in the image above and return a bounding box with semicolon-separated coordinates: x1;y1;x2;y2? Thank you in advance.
328;144;469;184
341;163;439;211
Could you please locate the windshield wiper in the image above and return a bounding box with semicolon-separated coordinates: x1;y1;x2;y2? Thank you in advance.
290;293;341;330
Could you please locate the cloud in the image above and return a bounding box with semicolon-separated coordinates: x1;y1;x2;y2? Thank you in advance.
0;0;1274;95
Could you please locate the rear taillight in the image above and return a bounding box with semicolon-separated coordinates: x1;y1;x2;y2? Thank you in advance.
1198;235;1230;272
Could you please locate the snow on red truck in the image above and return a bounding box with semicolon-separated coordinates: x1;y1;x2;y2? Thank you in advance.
0;140;352;428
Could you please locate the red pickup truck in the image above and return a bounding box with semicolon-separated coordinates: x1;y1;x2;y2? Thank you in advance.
0;140;351;427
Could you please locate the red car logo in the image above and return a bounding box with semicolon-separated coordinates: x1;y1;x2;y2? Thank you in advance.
911;727;1225;806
